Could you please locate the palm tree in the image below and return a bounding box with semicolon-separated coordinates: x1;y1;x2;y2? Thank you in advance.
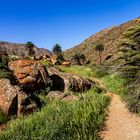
95;43;104;65
71;52;86;65
52;44;62;57
25;42;36;57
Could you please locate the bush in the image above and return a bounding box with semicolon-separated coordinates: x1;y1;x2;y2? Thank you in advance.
118;20;140;114
0;89;110;140
123;78;140;114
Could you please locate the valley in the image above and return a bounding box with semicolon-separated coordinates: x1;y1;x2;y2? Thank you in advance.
0;16;140;140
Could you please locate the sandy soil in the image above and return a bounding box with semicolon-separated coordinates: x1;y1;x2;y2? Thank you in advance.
100;93;140;140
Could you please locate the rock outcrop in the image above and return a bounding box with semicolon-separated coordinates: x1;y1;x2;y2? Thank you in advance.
48;67;94;92
9;60;51;91
0;79;37;116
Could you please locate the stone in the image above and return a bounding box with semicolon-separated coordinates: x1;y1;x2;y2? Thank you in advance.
8;60;51;91
48;67;94;93
47;91;64;100
0;78;37;116
47;91;79;101
62;61;71;67
50;55;58;65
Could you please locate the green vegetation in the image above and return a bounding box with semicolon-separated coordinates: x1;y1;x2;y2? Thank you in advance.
58;64;110;79
95;43;104;65
52;44;62;57
0;110;8;125
101;73;126;95
57;65;95;78
25;42;36;57
0;71;12;79
52;44;65;63
40;60;54;67
0;89;109;140
0;65;110;139
0;63;14;80
71;52;86;65
119;22;140;114
91;64;110;78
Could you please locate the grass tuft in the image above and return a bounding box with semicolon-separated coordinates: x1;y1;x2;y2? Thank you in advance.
0;89;109;140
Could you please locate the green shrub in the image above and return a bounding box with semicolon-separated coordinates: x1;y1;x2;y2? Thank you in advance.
0;89;110;140
118;21;140;114
123;78;140;114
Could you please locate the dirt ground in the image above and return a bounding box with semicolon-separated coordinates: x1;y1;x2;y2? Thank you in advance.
100;93;140;140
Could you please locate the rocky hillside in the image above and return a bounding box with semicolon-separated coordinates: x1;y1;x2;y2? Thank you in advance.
64;17;140;66
0;41;52;57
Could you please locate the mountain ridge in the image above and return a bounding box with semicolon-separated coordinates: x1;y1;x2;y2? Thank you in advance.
0;41;52;57
63;17;140;65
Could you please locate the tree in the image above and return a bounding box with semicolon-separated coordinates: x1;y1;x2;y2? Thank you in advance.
52;44;62;57
25;42;36;57
52;44;65;63
71;52;86;65
95;43;104;65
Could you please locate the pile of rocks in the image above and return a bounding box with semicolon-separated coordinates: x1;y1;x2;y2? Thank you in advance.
0;60;94;117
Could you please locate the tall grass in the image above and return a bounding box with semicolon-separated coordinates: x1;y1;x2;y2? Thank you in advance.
57;65;96;78
0;89;109;140
101;73;126;95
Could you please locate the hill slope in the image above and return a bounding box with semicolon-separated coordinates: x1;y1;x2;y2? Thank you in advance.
64;17;140;65
0;41;52;57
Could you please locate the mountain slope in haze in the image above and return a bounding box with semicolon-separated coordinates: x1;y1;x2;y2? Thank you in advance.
64;17;140;65
0;41;52;57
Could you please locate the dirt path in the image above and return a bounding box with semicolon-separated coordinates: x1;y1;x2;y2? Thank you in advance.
100;92;140;140
91;77;140;140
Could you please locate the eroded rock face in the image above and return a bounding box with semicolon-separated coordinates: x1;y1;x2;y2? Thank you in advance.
9;60;51;91
0;78;37;116
0;79;18;115
48;67;94;92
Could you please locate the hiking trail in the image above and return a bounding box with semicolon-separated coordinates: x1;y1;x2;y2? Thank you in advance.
92;78;140;140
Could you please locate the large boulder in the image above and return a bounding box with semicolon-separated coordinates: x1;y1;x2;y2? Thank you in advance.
0;78;37;116
8;60;51;91
48;67;94;92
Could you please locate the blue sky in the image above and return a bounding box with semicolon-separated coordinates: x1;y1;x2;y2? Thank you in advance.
0;0;140;51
